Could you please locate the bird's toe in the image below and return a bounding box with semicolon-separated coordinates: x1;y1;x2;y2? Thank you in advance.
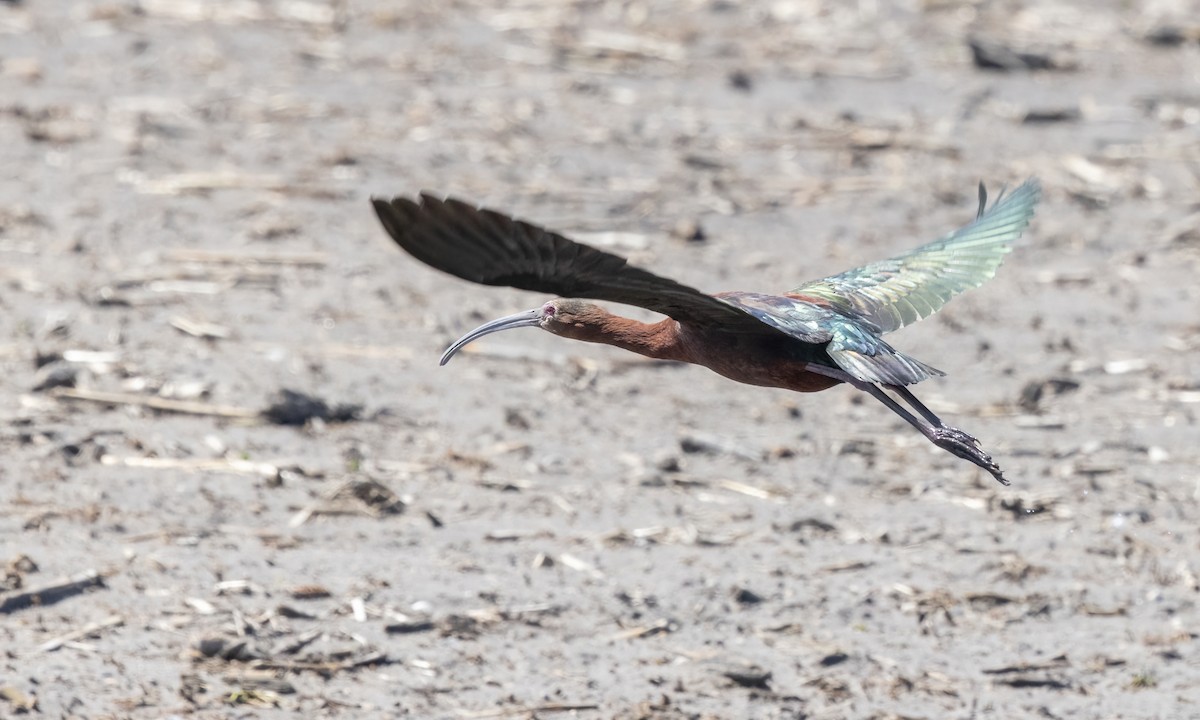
929;426;1008;486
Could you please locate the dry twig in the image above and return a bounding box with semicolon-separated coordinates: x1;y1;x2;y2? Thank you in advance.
0;569;104;614
51;387;259;419
37;614;124;652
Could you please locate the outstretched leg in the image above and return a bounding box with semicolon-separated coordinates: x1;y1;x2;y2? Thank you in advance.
888;384;960;428
884;384;1006;485
804;363;1008;485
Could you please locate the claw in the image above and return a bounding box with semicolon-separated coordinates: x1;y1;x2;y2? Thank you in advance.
940;426;981;448
929;426;1009;486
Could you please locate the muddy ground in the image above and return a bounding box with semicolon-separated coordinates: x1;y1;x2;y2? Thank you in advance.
2;0;1199;718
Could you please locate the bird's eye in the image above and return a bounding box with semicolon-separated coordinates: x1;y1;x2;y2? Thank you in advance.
543;303;556;317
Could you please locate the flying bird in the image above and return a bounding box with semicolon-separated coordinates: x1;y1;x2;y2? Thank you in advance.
372;180;1041;484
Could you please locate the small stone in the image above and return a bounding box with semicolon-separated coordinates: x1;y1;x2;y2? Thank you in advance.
733;587;764;605
671;219;706;243
31;362;77;392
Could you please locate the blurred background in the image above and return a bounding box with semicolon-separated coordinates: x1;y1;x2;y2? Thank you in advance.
1;0;1198;717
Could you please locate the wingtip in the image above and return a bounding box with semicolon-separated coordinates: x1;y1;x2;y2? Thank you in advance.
1012;177;1043;202
368;192;448;207
1011;178;1043;219
370;195;423;243
975;176;1042;221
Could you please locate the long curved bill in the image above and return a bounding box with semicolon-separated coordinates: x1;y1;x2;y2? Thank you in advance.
439;308;541;366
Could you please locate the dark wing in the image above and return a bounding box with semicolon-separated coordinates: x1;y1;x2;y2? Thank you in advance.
791;178;1041;334
372;193;784;334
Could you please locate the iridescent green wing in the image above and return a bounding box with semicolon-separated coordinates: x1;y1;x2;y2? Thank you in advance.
791;179;1041;335
717;291;946;386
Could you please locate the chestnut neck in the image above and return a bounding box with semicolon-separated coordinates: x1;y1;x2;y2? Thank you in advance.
560;309;687;362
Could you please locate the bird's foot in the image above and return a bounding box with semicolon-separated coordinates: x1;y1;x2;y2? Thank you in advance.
928;425;1009;486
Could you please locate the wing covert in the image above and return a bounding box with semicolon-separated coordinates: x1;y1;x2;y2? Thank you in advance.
717;292;945;385
824;322;945;386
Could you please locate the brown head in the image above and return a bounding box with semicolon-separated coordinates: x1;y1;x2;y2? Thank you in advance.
439;298;608;365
